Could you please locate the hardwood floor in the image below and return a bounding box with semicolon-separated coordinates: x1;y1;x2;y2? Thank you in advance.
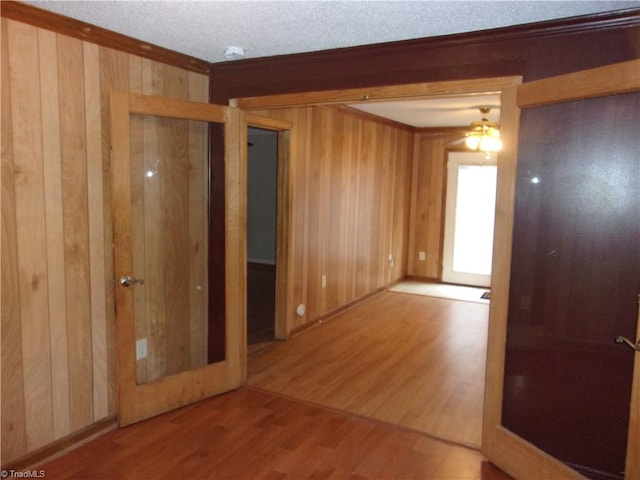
249;291;489;448
247;262;276;348
41;387;510;480
36;289;510;479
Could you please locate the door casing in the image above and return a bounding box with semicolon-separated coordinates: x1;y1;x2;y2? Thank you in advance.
234;65;640;478
246;113;293;342
235;76;522;338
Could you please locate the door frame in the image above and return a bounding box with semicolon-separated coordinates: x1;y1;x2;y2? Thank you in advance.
234;65;640;477
234;76;523;340
110;92;244;426
245;113;293;342
482;59;640;479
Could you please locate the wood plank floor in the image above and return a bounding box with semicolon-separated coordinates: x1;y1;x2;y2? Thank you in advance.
41;387;510;479
249;291;489;448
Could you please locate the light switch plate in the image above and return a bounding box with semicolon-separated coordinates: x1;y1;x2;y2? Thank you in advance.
136;338;147;360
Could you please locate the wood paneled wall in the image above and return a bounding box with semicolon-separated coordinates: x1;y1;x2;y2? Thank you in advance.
252;106;414;331
1;18;209;465
407;133;466;279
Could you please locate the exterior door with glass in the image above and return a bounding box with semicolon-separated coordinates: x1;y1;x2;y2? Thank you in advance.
483;60;640;479
110;92;245;426
442;151;497;287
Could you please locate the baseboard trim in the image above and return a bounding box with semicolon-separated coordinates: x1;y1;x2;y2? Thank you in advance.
289;283;390;338
2;415;118;472
405;275;441;283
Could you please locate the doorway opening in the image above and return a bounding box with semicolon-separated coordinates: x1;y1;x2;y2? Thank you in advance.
442;151;498;288
232;77;521;454
247;127;279;351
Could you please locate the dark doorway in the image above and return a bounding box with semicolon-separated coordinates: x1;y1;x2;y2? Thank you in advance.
247;128;278;349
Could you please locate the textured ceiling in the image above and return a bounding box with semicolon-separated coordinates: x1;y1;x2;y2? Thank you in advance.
27;1;639;64
348;94;502;128
25;0;639;127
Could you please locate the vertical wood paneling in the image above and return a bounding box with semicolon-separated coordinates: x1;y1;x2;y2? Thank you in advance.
1;17;210;465
407;134;454;279
298;109;312;328
357;120;376;296
339;114;356;306
348;118;363;301
393;130;414;281
327;110;344;311
58;33;94;432
84;41;108;423
252;106;414;333
38;27;70;440
1;17;28;464
8;19;54;452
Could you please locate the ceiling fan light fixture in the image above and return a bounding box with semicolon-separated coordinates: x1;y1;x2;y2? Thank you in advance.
465;135;481;150
465;106;502;157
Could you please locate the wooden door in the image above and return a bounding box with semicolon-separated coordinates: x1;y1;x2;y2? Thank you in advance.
483;60;640;479
110;92;245;426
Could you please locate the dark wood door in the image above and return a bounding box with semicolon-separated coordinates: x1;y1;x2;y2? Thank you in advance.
503;90;639;479
483;60;640;480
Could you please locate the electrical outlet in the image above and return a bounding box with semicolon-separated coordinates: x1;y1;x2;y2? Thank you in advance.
388;254;394;267
419;251;426;261
321;274;327;288
136;338;147;360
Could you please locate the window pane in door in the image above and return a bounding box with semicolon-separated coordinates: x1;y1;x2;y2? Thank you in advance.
129;114;214;385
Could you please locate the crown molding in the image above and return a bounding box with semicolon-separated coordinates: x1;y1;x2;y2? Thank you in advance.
211;8;640;71
0;1;210;75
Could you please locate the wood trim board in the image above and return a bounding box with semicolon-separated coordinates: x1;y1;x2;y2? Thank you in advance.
234;77;520;110
517;59;640;107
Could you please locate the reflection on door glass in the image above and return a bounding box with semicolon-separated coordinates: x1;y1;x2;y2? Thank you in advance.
129;114;212;385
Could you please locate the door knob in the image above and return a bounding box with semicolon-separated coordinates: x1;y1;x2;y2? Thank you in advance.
119;276;145;287
615;336;640;352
